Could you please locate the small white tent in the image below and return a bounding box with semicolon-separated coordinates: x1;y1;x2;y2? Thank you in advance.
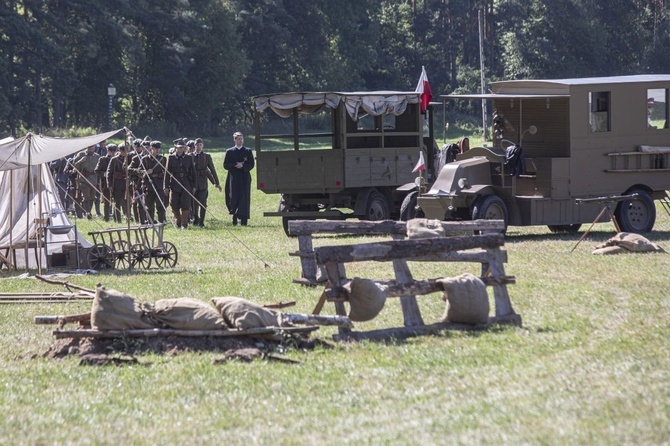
0;129;125;271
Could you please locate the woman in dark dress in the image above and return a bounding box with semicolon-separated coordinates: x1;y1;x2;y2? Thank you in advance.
223;132;255;226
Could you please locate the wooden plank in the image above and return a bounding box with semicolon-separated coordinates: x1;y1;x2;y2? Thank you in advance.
288;219;505;236
315;234;505;264
391;233;423;327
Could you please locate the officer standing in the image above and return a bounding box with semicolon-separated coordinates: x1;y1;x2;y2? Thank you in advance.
223;131;255;226
164;138;196;229
142;141;168;224
49;157;71;213
192;138;221;227
128;138;151;223
94;144;116;222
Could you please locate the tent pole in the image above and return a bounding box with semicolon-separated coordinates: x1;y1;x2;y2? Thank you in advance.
25;133;31;272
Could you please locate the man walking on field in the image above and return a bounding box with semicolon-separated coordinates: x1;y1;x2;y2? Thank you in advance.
223;132;254;226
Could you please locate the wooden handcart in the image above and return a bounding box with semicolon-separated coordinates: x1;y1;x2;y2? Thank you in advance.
87;223;178;270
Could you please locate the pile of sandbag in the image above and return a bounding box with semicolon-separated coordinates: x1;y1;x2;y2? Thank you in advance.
90;285;282;331
592;232;666;255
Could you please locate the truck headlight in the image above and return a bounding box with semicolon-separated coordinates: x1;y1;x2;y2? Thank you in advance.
458;177;469;189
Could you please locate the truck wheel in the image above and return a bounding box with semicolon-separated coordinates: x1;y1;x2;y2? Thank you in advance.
399;191;423;221
614;189;656;233
364;190;391;221
472;195;508;232
548;224;582;233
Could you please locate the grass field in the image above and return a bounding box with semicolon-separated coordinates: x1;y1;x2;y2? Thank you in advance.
1;145;669;445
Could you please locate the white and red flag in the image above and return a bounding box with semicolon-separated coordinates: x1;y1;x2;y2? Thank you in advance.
415;65;432;114
412;150;426;173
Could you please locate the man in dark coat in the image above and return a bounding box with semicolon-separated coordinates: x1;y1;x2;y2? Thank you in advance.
142;141;168;224
164;138;196;229
223;132;254;226
94;144;116;221
106;144;129;223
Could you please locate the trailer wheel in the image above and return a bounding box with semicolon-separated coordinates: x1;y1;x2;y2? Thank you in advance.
278;195;297;237
472;195;508;233
399;191;424;221
548;224;582;233
363;190;391;221
614;189;656;233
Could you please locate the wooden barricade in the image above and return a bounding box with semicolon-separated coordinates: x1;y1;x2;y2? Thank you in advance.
288;219;520;341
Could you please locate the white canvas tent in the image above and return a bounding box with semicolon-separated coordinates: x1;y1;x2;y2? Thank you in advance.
0;129;125;271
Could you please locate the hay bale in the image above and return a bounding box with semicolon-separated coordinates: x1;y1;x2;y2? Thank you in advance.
90;285;155;330
406;218;445;239
153;298;226;330
344;277;387;322
211;297;281;329
438;273;489;325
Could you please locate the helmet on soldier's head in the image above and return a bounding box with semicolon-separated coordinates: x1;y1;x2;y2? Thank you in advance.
187;140;195;149
133;138;142;147
150;140;161;149
173;138;187;148
106;144;118;152
141;137;151;147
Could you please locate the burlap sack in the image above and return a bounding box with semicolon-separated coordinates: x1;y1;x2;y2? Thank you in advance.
592;245;628;255
605;232;665;253
438;273;489;325
153;298;226;330
211;296;281;329
91;285;155;330
406;218;445;239
344;277;387;322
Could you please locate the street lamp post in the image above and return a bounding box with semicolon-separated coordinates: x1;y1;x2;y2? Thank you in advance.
107;83;116;131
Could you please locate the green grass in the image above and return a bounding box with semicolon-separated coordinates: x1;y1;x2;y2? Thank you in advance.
1;148;669;445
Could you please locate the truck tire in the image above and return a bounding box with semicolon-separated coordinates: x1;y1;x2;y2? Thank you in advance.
548;224;581;233
363;190;391;221
278;196;298;237
471;194;508;232
399;191;420;221
614;189;656;233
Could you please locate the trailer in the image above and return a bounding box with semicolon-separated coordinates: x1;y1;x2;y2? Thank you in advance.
87;223;177;270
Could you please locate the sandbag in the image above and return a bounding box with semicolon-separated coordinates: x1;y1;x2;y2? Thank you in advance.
344;277;387;322
211;296;281;329
91;285;155;330
592;245;628;255
153;298;226;330
438;273;489;325
598;232;665;253
406;218;445;239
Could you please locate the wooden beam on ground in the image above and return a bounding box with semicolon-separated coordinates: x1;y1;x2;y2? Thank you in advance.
52;325;320;340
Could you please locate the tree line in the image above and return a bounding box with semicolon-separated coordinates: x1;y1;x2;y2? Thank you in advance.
1;0;669;137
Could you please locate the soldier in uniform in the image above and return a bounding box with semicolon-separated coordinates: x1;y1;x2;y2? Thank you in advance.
73;145;100;219
106;144;129;223
49;157;71;213
164;138;196;229
94;144;116;222
128;138;151;223
142;141;167;224
191;137;221;227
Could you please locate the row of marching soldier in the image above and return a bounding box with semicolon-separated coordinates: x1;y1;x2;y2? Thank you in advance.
50;133;250;229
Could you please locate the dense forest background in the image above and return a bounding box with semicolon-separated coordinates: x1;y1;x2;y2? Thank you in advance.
1;0;669;137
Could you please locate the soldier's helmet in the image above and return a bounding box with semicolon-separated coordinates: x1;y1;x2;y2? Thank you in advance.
187;140;195;149
173;138;187;148
150;140;162;149
106;143;118;151
133;138;142;147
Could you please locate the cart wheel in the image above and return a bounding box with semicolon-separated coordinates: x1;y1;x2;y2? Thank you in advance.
87;244;115;270
130;243;152;269
154;241;178;268
112;240;130;269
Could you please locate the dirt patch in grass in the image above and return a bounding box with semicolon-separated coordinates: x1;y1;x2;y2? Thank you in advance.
41;335;333;365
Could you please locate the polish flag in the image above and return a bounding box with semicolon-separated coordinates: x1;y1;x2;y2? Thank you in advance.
415;66;432;114
412;150;426;173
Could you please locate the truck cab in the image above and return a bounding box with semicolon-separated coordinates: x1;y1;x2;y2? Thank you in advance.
416;75;670;233
252;92;436;232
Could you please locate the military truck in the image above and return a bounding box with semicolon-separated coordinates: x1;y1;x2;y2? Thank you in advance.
252;92;437;232
408;75;670;233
